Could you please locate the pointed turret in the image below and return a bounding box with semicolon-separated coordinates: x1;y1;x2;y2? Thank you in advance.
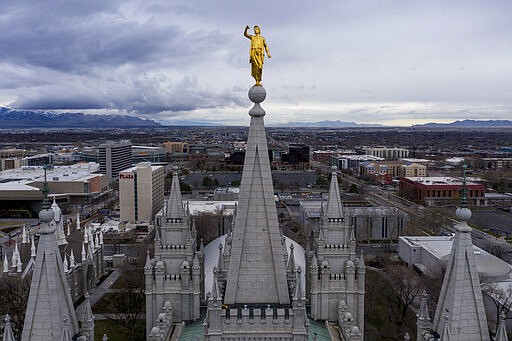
145;250;152;270
287;243;296;273
293;267;305;302
70;249;76;268
496;312;509;341
60;318;73;341
22;225;28;244
22;195;79;340
439;313;452;341
63;255;69;273
52;197;67;246
30;235;36;258
3;314;15;341
325;166;343;219
166;171;184;219
2;254;8;273
11;242;19;271
76;212;81;231
81;242;86;263
223;85;289;305
416;290;432;340
217;243;224;272
432;161;489;341
81;294;95;341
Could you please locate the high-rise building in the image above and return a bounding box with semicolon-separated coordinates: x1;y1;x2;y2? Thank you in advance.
98;140;132;183
119;162;164;223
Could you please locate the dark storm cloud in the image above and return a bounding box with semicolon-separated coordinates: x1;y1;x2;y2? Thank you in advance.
1;1;512;124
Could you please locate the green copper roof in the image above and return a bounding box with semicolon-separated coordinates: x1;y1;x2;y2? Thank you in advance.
178;318;330;340
309;319;331;341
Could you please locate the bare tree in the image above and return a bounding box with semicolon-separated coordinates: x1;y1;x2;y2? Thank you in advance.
482;283;512;335
194;209;222;244
0;276;30;339
381;262;424;336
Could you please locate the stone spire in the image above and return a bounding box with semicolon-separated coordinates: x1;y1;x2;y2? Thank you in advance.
60;318;73;341
166;171;184;219
3;314;15;341
223;85;289;305
432;163;489;341
76;211;81;231
22;225;28;244
81;242;86;262
2;254;8;273
52;197;67;246
325;166;343;219
70;250;76;268
496;312;509;341
287;244;296;273
81;294;95;341
439;313;452;341
31;235;36;258
22;196;79;340
416;290;432;340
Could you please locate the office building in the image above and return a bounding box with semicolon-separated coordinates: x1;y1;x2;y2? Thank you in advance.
99;141;132;182
119;162;164;223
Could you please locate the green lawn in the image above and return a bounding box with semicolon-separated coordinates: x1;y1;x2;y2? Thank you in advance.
94;319;145;341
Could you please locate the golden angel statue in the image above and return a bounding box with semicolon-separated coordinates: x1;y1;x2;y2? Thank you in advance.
244;25;271;86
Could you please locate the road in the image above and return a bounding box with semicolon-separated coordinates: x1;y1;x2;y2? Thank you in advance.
340;172;512;263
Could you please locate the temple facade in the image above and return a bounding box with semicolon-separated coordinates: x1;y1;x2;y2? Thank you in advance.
309;168;365;340
145;172;203;339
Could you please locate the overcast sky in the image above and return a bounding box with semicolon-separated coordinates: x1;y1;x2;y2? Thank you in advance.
1;1;511;126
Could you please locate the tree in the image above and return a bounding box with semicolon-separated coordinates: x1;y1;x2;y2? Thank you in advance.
202;176;213;188
98;245;147;341
482;283;512;335
179;181;192;193
194;210;222;244
380;262;424;337
0;276;30;339
348;183;359;194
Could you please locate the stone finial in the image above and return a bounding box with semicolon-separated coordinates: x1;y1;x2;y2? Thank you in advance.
3;314;15;341
81;242;86;262
417;290;431;323
61;317;73;341
495;312;509;341
70;249;76;267
403;332;410;341
31;235;36;258
11;242;19;268
76;211;81;231
145;250;152;270
3;254;9;273
440;312;452;341
22;225;28;244
102;334;108;341
63;255;69;273
287;243;296;273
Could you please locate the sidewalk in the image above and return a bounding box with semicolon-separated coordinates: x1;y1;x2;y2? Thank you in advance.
75;268;123;319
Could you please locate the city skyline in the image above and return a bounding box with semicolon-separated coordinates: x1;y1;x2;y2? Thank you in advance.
0;1;511;126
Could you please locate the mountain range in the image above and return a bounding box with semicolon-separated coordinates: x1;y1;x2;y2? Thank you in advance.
270;120;383;128
0;107;160;128
413;119;512;128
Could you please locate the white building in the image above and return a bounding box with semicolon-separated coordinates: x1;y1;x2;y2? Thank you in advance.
119;162;164;223
360;146;409;160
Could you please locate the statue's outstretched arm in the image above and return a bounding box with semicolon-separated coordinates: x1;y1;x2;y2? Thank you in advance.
244;26;252;40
